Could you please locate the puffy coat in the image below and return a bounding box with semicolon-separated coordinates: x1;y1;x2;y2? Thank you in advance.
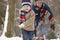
19;10;35;31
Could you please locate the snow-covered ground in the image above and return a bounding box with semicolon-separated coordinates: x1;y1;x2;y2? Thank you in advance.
0;37;23;40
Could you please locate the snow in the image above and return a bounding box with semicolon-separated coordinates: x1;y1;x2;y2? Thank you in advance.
0;37;23;40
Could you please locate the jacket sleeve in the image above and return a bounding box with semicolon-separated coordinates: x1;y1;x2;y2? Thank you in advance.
19;9;25;24
43;3;54;20
32;4;39;15
22;11;35;27
44;3;54;16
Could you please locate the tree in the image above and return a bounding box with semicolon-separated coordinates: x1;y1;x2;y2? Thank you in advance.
0;0;7;36
5;0;16;37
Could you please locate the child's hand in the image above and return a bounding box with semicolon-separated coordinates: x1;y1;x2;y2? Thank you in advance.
40;20;44;25
18;24;25;29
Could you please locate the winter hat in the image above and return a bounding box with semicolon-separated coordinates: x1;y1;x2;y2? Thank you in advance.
22;0;31;6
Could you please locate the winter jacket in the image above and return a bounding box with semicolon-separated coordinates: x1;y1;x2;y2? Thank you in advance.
32;3;54;27
32;3;53;20
19;9;35;31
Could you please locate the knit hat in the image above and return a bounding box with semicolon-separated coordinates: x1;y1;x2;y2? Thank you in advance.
22;0;31;6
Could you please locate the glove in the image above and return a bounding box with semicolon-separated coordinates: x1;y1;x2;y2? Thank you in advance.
50;23;55;31
18;24;24;29
50;18;56;31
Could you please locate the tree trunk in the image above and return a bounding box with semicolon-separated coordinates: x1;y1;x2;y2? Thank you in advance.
5;0;16;37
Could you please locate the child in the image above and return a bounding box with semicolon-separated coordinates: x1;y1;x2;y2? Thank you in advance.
32;0;55;40
18;0;35;40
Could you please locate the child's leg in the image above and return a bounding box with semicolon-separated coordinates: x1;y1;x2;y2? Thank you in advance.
43;35;46;40
40;23;46;40
22;29;29;40
40;23;46;35
22;29;34;40
29;31;34;40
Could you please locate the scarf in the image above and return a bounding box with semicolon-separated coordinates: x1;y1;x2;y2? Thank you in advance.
20;11;26;24
20;10;31;24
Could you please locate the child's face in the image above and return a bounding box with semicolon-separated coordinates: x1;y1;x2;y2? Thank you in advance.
22;5;31;12
36;1;42;8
